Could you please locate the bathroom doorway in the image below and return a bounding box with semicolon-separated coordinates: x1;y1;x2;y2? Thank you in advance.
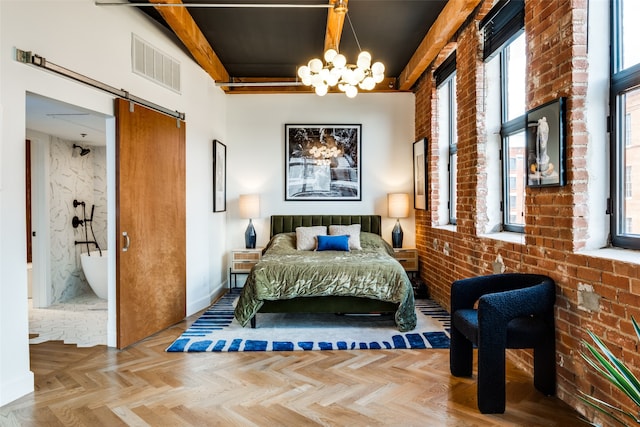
26;92;113;347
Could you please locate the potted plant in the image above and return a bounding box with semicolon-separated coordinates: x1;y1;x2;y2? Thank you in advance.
580;317;640;426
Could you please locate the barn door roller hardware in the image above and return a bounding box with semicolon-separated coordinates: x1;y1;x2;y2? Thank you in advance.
15;48;185;121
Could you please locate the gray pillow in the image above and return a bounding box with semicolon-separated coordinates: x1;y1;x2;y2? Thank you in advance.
329;224;362;250
295;226;327;250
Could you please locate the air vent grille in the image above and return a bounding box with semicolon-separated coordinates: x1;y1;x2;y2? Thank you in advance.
132;34;181;93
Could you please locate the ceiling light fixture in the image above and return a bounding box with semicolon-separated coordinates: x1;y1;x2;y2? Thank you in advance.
297;2;385;98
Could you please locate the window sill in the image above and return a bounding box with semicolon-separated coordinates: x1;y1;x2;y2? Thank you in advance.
479;231;525;245
580;247;640;265
433;224;457;233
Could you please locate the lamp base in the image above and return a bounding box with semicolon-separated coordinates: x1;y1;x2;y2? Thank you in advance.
391;219;403;249
245;219;256;249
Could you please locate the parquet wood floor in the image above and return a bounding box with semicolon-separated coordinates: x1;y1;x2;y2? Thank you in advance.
1;311;591;426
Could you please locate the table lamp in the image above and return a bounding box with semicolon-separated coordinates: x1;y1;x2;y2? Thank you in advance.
239;194;260;249
388;193;409;248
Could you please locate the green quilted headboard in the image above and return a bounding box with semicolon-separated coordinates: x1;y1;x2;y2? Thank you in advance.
270;215;382;237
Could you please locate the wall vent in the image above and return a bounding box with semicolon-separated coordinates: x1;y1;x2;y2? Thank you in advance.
132;34;181;93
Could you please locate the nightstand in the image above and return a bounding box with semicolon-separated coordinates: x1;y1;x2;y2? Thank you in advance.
229;248;263;289
393;248;419;275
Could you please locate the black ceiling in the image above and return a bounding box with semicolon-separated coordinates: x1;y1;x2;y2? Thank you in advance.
133;0;448;81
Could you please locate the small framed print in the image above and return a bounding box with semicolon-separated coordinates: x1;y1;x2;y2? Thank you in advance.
213;139;226;212
413;138;427;209
526;98;567;187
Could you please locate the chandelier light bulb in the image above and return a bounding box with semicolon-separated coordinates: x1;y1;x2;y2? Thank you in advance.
357;51;371;69
371;61;385;76
298;65;310;79
345;85;358;98
353;67;365;82
309;58;323;74
333;54;347;69
360;76;376;91
324;48;338;63
315;84;328;96
311;73;323;87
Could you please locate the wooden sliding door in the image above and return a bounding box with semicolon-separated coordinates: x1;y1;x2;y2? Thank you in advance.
115;98;186;349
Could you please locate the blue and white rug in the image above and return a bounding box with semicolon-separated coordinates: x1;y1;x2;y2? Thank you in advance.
167;291;450;352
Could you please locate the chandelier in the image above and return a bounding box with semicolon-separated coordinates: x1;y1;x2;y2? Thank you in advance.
297;11;385;98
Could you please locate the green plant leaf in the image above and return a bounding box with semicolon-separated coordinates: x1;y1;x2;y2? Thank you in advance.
579;392;639;426
584;330;640;407
633;317;640;342
580;320;640;426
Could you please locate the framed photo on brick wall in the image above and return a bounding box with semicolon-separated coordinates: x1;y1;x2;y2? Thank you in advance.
413;137;427;209
526;98;567;187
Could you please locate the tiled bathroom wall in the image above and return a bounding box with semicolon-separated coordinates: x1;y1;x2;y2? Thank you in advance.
48;137;107;303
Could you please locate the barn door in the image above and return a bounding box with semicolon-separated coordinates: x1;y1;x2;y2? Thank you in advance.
115;98;186;349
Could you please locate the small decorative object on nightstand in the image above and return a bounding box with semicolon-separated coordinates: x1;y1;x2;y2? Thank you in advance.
229;248;263;289
239;194;260;249
388;193;409;248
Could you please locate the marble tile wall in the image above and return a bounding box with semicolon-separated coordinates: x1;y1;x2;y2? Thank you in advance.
49;137;107;303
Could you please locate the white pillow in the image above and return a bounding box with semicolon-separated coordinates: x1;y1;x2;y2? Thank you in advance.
295;226;327;250
329;224;362;250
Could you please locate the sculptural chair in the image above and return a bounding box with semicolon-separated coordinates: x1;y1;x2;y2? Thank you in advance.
449;273;556;414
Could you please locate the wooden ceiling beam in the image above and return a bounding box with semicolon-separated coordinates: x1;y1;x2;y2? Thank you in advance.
149;0;230;84
397;0;482;91
324;0;348;52
223;77;401;94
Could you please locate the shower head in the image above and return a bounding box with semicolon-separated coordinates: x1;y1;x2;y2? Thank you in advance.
73;144;90;157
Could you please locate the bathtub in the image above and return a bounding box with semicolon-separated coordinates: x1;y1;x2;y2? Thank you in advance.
80;250;108;299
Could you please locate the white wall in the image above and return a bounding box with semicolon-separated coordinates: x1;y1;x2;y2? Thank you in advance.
0;0;226;406
226;93;416;250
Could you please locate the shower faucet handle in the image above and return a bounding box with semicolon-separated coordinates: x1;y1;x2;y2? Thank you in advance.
122;231;130;252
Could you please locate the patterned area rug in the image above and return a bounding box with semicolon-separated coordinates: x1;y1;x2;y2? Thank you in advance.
167;291;450;352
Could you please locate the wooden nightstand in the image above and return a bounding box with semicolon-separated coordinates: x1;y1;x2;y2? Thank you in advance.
229;248;263;288
393;248;419;275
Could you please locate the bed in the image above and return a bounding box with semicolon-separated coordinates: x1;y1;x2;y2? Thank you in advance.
233;215;417;332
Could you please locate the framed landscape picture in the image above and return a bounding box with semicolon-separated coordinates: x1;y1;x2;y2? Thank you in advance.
213;139;226;212
413;138;427;209
285;124;361;201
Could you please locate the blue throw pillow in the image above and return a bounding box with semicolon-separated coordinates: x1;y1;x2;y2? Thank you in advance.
316;234;350;251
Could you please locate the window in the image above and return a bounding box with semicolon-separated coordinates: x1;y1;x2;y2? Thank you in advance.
482;1;526;233
436;53;457;225
611;0;640;248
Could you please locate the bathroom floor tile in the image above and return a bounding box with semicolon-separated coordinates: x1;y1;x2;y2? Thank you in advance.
29;293;107;347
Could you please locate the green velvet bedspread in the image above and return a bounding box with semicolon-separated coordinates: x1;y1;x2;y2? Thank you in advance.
234;232;417;331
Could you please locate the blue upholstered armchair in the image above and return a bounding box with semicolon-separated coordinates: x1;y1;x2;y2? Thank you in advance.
449;273;556;414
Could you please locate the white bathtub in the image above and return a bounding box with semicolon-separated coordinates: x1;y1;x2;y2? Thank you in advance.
80;250;108;299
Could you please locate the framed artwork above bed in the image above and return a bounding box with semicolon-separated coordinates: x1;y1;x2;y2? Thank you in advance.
285;124;361;201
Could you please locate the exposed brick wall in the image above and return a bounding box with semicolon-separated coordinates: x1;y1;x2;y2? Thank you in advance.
414;1;640;425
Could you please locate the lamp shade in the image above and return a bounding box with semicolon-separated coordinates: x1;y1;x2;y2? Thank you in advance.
239;194;260;219
388;193;410;219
